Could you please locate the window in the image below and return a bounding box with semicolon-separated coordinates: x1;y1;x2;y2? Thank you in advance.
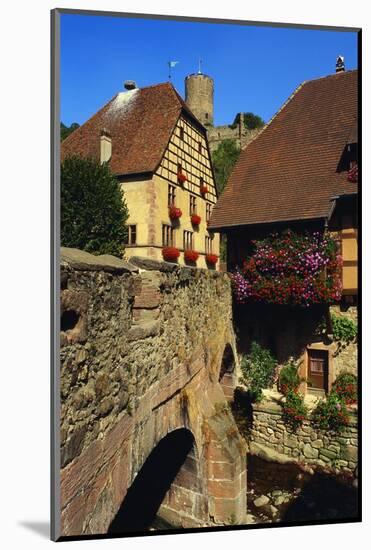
162;224;175;247
198;141;202;153
206;203;212;222
200;176;204;188
183;230;194;250
205;113;209;120
168;184;176;206
124;224;137;245
180;127;184;141
205;236;213;254
189;195;197;215
177;162;182;173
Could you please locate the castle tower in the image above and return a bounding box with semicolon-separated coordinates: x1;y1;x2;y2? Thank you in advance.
185;72;214;127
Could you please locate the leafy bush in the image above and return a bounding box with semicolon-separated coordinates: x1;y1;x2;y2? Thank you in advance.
331;314;357;343
311;393;350;432
229;112;265;131
61;155;129;257
332;372;357;405
282;390;308;431
240;342;277;402
278;359;302;395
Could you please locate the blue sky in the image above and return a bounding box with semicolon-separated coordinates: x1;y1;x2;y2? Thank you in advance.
61;13;358;127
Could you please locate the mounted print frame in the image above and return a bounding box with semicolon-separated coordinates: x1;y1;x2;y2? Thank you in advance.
51;8;361;541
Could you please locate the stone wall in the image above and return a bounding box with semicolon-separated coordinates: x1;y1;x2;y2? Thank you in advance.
207;124;261;153
59;248;246;537
250;400;358;475
330;304;358;378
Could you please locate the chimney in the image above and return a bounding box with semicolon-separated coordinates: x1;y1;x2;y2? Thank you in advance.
336;55;345;73
100;128;112;164
124;80;137;90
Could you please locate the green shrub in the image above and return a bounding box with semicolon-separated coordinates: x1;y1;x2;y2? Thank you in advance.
282;390;308;431
331;314;357;343
278;359;302;395
61;155;129;257
311;393;349;432
332;372;357;405
240;342;277;402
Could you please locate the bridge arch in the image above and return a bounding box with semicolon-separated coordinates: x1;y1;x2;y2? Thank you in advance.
218;343;237;402
108;428;206;533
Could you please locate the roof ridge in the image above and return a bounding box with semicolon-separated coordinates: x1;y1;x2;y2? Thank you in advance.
62;83;172;145
240;81;306;152
305;68;358;84
241;69;358;152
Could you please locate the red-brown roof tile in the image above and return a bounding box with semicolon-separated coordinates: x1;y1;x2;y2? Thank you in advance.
209;70;358;230
61;82;205;175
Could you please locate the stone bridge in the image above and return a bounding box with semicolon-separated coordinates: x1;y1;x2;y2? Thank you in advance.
59;248;247;537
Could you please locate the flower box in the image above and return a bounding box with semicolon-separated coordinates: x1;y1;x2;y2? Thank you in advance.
184;249;199;263
191;214;201;226
177;172;187;184
169;205;182;219
206;253;218;265
162;246;180;262
200;185;208;195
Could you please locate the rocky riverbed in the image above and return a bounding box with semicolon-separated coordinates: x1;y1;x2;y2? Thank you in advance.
245;454;358;525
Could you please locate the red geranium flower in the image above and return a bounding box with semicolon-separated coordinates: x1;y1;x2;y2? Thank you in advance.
200;185;208;195
184;249;199;263
178;172;187;184
191;214;201;225
206;253;218;265
169;205;182;219
162;246;180;262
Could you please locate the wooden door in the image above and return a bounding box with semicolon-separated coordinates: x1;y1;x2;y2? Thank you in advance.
308;349;328;392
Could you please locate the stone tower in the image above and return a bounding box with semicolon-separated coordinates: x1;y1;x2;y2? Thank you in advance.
185;72;214;126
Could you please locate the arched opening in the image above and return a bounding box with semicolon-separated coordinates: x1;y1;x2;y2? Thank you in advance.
108;428;200;534
60;309;80;332
219;344;236;402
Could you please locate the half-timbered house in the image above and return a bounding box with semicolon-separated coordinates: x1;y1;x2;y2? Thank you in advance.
61;81;219;269
209;67;358;395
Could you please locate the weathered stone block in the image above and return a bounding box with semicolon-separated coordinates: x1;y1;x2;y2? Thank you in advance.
319;448;338;460
253;495;270;507
303;444;319;459
128;320;160;341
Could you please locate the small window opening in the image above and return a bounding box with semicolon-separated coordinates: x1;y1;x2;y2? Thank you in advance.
61;310;79;332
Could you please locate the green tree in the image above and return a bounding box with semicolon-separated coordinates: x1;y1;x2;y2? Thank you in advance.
61;122;80;141
230;112;265;131
211;139;240;195
240;342;277;402
61;155;128;257
211;139;241;263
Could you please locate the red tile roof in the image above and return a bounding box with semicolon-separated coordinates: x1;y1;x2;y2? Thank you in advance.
61;82;205;176
209;70;358;230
